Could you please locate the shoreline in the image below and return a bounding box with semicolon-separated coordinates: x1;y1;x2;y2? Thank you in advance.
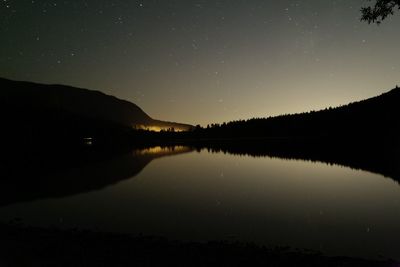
0;222;396;267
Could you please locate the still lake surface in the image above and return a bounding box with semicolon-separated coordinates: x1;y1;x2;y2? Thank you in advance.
1;146;399;260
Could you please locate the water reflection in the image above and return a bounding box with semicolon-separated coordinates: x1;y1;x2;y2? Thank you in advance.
0;146;400;260
1;143;398;208
0;146;193;207
134;146;191;156
191;140;400;183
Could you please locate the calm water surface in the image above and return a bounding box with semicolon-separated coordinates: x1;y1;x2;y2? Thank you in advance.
1;147;399;260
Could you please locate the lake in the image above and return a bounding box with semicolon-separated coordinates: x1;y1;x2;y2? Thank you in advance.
0;146;399;260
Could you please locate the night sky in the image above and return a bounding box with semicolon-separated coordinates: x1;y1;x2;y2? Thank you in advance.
1;0;399;125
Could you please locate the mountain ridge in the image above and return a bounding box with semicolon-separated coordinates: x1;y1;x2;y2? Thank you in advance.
0;77;193;132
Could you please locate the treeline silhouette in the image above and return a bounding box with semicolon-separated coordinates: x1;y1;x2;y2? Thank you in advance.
184;86;400;140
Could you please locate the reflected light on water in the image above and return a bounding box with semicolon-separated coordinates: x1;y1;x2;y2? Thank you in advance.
133;146;192;156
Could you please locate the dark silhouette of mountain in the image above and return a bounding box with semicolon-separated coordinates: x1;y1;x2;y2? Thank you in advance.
0;77;192;144
190;86;400;139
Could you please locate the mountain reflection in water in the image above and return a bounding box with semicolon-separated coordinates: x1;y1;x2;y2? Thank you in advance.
0;146;193;207
1;142;399;207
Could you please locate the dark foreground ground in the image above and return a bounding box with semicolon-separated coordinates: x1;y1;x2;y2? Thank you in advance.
0;222;397;267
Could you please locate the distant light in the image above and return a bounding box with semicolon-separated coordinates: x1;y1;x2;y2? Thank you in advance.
133;125;186;132
83;137;93;146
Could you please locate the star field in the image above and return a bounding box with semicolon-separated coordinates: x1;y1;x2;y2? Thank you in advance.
1;0;399;125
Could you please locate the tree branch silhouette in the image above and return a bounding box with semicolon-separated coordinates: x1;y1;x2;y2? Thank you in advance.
361;0;400;24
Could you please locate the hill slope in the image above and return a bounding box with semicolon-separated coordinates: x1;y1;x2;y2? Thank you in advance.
199;87;400;139
0;77;192;132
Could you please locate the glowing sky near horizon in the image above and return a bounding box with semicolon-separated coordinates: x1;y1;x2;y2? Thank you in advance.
1;0;399;125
